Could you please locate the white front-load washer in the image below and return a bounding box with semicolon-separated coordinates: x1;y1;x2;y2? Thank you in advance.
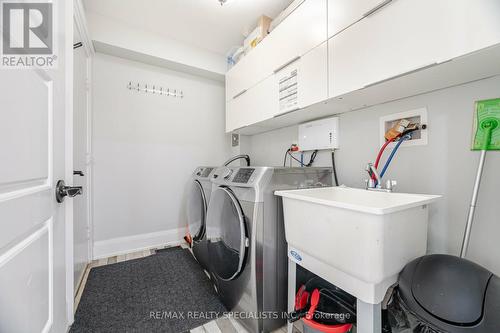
185;166;215;270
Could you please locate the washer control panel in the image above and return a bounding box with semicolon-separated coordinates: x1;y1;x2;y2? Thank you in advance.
232;168;255;184
212;166;232;180
196;167;214;178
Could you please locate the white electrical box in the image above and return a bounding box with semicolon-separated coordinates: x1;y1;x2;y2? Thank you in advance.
299;117;339;151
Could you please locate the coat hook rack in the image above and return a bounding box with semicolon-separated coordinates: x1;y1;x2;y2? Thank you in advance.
127;81;184;98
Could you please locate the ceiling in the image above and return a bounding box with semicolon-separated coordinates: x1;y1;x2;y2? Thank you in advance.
83;0;294;56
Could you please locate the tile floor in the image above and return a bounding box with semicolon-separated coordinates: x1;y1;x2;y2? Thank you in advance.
74;244;303;333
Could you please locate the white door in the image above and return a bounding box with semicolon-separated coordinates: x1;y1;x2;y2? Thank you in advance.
73;22;91;294
0;1;73;332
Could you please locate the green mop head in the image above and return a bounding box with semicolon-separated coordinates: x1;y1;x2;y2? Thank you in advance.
472;98;500;150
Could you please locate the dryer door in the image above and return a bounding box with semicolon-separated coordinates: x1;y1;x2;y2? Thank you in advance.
206;187;248;281
186;180;207;242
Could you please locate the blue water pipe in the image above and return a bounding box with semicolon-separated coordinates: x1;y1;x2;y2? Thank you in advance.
379;134;412;180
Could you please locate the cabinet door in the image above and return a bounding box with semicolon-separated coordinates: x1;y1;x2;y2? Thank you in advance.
225;45;265;102
272;42;328;117
298;42;328;109
263;0;327;79
225;99;238;133
330;0;500;98
226;75;278;133
226;0;328;103
254;75;279;122
436;0;500;61
226;91;249;133
328;0;385;38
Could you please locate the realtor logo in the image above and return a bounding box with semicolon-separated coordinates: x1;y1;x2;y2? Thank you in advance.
1;1;56;68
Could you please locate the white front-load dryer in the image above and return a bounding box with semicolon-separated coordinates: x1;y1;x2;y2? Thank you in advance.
205;166;333;333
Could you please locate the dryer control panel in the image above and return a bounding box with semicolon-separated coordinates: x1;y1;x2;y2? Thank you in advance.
211;166;272;188
232;168;255;183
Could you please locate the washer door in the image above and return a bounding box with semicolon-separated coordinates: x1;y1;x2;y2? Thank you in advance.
206;187;248;281
186;180;207;241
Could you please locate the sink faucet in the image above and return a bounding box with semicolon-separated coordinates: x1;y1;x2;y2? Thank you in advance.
365;163;397;192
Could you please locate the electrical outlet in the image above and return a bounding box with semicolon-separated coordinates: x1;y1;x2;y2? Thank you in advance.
380;108;428;147
231;133;240;147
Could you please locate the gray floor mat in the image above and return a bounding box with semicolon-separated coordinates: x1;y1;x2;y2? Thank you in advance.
70;247;226;333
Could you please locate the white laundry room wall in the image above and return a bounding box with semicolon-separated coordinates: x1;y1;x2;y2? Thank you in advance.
244;75;500;276
92;53;231;258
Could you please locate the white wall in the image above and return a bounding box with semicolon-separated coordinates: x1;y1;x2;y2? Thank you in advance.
245;75;500;276
86;11;226;80
92;53;230;258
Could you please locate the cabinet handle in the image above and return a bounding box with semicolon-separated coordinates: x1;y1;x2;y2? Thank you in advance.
273;56;301;74
233;89;248;99
363;62;439;89
273;107;301;118
363;0;392;18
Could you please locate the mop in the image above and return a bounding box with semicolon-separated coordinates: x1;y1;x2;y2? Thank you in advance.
460;97;500;257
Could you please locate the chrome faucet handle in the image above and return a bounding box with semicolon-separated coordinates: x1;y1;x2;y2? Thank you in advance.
385;180;397;192
365;178;376;189
366;163;382;187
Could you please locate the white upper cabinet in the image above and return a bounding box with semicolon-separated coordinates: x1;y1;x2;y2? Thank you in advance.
226;0;327;103
329;0;500;98
434;0;500;61
227;0;500;134
296;42;329;112
225;44;266;102
328;0;385;38
272;41;328;118
262;0;327;78
226;75;277;133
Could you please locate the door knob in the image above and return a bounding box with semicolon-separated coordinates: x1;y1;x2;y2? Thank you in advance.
56;180;82;203
73;170;84;176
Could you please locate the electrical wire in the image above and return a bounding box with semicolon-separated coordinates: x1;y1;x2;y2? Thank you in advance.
283;149;290;167
283;148;303;167
305;150;318;167
379;134;411;179
331;150;339;186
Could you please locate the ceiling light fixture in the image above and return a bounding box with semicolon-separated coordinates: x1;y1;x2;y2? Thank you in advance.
218;0;228;5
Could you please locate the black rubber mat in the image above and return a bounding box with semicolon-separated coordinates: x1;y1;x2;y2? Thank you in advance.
70;247;226;332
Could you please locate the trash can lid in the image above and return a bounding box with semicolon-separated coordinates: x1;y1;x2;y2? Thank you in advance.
400;254;492;325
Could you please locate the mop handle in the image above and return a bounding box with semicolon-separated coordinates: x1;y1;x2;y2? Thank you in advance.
460;126;492;258
460;149;487;258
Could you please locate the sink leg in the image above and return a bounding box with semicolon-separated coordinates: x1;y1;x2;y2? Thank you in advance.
356;299;382;333
287;258;296;333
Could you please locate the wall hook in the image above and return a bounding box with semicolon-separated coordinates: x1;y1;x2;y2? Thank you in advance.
127;81;184;99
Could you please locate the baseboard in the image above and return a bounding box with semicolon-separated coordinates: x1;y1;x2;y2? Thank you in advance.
74;263;88;298
93;228;184;259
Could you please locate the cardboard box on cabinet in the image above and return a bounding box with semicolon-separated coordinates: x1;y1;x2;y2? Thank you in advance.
244;15;272;54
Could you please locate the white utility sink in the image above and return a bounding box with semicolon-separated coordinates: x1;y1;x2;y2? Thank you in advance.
275;186;441;304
